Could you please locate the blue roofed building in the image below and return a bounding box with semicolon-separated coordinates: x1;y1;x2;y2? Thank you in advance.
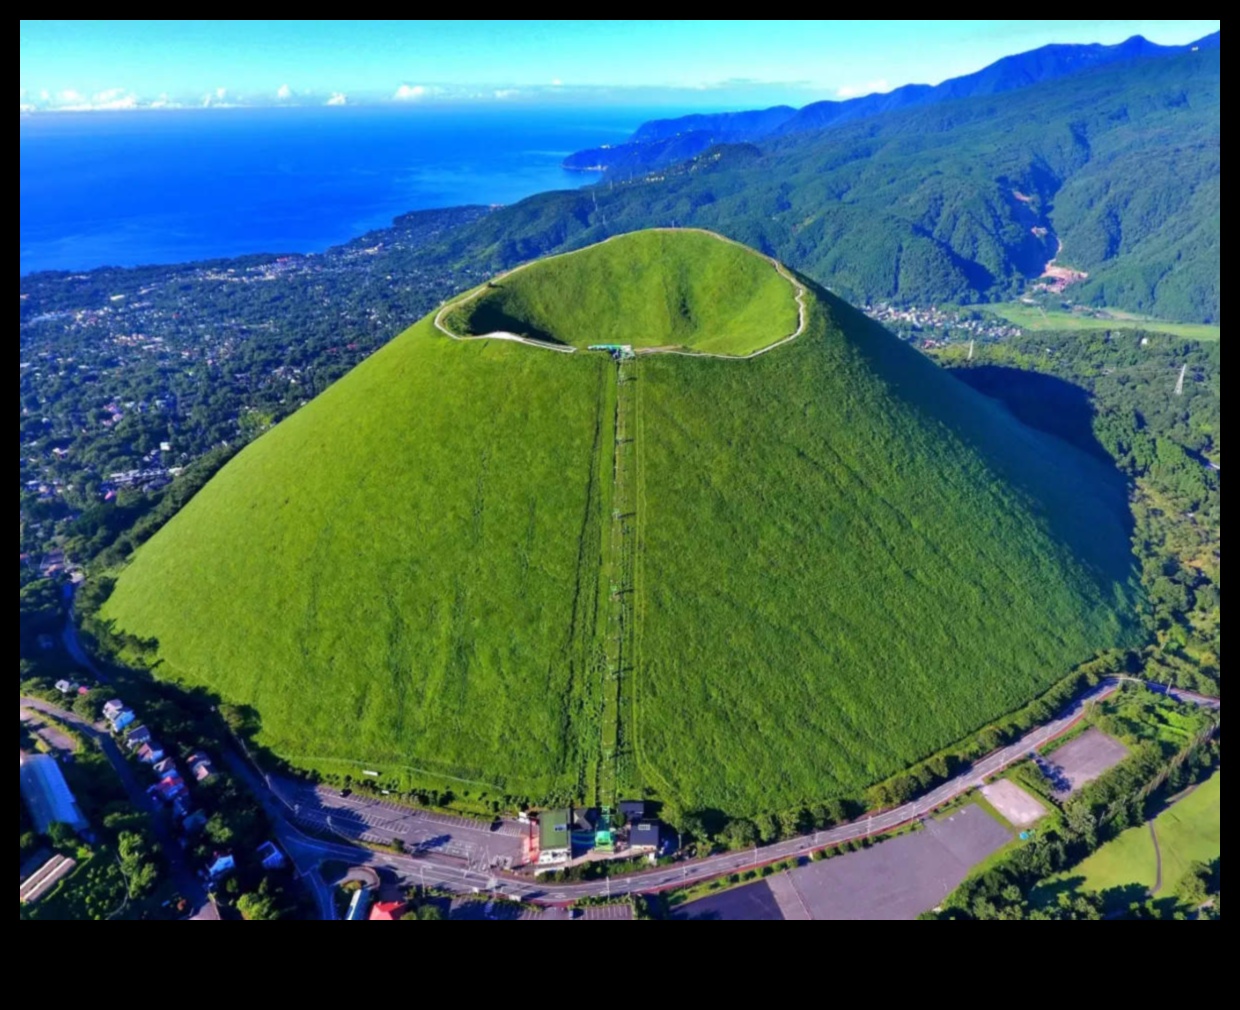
19;752;87;833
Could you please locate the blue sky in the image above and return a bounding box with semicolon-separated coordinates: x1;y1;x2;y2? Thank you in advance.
19;19;1221;111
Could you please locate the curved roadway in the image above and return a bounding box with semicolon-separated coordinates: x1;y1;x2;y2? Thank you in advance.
24;676;1217;914
230;677;1219;908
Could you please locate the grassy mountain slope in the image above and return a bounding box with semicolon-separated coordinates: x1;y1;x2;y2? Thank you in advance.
102;232;1139;817
429;48;1219;323
444;230;798;355
634;281;1137;814
104;316;614;798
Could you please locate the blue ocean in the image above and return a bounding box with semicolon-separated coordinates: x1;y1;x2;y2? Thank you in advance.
19;105;660;275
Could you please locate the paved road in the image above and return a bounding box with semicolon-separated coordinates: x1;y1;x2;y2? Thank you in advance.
60;582;108;682
21;707;80;752
276;778;529;869
33;662;1218;916
222;676;1218;910
19;697;210;918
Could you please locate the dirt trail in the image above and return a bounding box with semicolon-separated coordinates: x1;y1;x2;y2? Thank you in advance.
1149;822;1164;895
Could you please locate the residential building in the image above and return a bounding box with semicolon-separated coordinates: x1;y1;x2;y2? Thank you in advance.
154;775;187;802
257;841;286;871
137;742;166;765
629;820;662;854
153;757;178;777
19;752;87;833
187;753;216;782
206;853;235;879
125;726;152;749
110;709;136;732
102;699;126;721
369;900;406;921
538;808;572;865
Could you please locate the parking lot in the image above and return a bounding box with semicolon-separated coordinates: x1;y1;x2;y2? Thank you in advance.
781;805;1011;919
674;880;787;921
1038;728;1129;797
981;779;1048;827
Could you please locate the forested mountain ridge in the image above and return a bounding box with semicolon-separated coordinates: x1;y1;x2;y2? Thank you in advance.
564;32;1219;175
439;46;1221;323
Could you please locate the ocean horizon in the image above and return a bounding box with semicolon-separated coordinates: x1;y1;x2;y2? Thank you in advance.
19;105;667;275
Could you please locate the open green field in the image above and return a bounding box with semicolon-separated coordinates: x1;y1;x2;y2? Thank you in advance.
104;230;1138;819
985;301;1220;341
105;317;615;799
634;294;1136;814
1151;772;1222;886
1038;772;1220;905
443;229;799;356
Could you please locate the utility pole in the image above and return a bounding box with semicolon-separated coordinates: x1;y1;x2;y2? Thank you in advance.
967;339;975;361
1175;364;1187;396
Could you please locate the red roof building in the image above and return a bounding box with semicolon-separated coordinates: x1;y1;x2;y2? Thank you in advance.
369;901;407;921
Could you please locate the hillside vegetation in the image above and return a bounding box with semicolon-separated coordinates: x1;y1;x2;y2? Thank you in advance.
634;290;1136;813
102;232;1139;818
104;319;614;799
444;230;798;355
428;47;1220;323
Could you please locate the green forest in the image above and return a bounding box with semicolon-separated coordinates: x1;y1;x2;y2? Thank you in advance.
423;47;1219;323
932;327;1219;697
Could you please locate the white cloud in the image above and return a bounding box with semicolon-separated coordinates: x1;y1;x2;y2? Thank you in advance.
201;87;237;108
325;92;347;106
393;83;428;101
40;90;51;101
277;83;292;100
89;88;138;109
550;78;563;87
47;86;140;111
836;78;891;98
493;88;519;100
149;93;177;109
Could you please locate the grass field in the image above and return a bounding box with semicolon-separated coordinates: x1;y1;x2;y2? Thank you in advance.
105;319;615;800
985;301;1220;341
633;292;1137;815
104;230;1139;819
443;229;799;356
1039;772;1220;906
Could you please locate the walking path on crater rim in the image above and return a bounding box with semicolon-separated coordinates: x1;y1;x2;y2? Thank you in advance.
433;228;807;361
